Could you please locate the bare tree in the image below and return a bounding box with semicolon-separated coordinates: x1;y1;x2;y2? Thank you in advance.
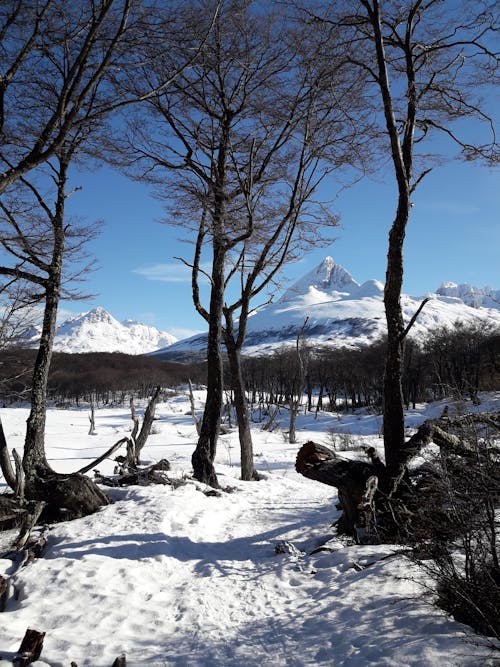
0;0;216;512
0;0;134;195
310;0;498;487
0;144;110;515
119;0;367;485
0;0;209;196
290;0;499;541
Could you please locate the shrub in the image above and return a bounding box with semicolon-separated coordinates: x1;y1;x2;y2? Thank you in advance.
409;422;500;642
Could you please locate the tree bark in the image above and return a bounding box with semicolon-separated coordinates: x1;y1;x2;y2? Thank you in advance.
363;1;415;481
225;336;258;481
13;628;45;666
191;242;225;488
296;441;380;537
134;385;161;464
0;415;17;491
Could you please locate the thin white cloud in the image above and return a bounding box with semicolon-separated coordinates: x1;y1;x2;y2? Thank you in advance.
133;262;212;284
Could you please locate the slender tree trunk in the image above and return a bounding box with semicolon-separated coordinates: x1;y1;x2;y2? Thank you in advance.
23;283;59;481
224;335;258;481
134;385;161;464
383;198;409;479
366;1;415;482
191;242;225;488
289;318;308;444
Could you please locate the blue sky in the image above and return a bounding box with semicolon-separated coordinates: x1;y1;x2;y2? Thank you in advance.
62;155;499;339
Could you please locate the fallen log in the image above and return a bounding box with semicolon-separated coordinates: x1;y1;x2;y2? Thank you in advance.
296;412;500;542
95;459;171;487
296;441;380;537
77;436;130;475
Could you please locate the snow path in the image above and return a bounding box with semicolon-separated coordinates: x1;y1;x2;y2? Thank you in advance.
2;476;486;667
2;396;499;666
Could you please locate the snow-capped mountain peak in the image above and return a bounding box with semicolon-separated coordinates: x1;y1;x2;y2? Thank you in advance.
159;256;500;358
50;308;177;354
279;257;359;303
436;281;500;309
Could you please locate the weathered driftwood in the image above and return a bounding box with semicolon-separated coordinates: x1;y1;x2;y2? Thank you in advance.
96;459;171;487
13;448;24;498
77;437;130;475
130;396;139;442
13;501;45;551
0;496;43;531
13;628;45;666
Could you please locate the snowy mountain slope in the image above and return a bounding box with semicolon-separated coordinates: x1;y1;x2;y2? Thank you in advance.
36;307;177;354
160;257;500;357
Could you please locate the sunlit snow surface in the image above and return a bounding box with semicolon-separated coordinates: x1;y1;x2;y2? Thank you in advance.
1;391;499;666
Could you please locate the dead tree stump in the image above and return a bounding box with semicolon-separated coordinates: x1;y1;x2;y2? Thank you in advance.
13;628;45;666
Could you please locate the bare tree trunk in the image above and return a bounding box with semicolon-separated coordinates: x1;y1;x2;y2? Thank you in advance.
225;336;258;481
20;160;109;518
364;2;414;483
191;242;225;488
88;402;96;435
188;380;201;435
134;385;161;464
23;286;60;480
383;201;408;480
289;318;308;444
0;415;17;491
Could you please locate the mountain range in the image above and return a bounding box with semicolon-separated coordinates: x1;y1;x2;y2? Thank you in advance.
26;307;177;355
157;256;500;358
20;258;499;356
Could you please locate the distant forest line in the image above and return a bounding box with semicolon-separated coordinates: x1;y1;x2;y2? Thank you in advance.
1;321;498;410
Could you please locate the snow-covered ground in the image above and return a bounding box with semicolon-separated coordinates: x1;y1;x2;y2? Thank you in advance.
0;391;499;666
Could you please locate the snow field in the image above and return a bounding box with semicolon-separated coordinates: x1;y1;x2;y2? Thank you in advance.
1;391;499;666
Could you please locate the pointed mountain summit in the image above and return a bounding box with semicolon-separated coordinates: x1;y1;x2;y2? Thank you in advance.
279;257;359;303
